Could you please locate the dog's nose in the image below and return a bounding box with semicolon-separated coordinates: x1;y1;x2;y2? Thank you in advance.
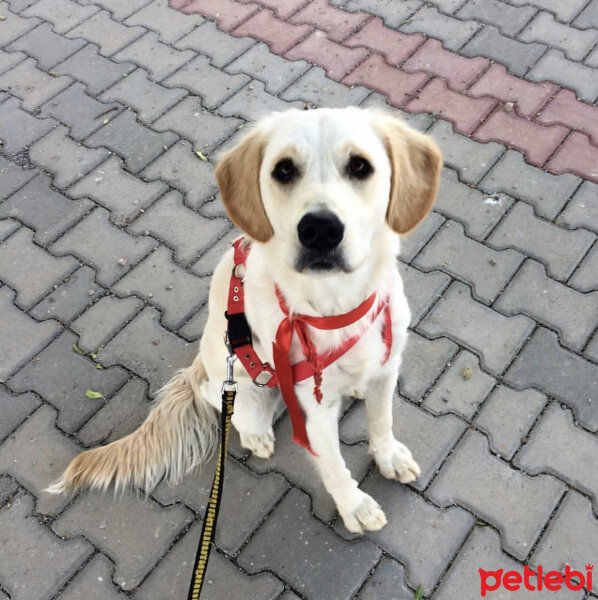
297;211;344;251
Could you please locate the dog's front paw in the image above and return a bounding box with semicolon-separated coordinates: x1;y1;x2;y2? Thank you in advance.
240;431;275;459
373;439;421;483
339;491;387;534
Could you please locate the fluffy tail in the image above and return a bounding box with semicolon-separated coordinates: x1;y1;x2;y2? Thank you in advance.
47;353;218;495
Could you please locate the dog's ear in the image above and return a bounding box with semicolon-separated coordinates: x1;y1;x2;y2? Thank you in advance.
215;126;274;242
372;112;442;235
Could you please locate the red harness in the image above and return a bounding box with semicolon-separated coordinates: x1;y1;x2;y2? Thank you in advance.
225;239;393;454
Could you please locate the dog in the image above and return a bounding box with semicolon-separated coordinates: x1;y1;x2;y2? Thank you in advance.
48;107;442;534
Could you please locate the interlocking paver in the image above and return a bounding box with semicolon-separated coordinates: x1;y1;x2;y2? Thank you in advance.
400;211;444;261
85;109;178;173
341;0;422;29
180;0;258;30
0;155;36;199
505;327;598;431
569;243;598;293
456;0;536;37
0;1;39;44
357;558;412;600
29;125;109;188
546;132;598;183
476;386;547;460
0;47;25;75
0;493;93;600
189;227;238;277
0;97;56;155
558;181;598;234
428;429;565;559
67;155;167;224
21;0;98;33
52;490;192;590
2;0;38;12
0;218;19;240
290;0;368;42
479;149;581;219
488;201;596;281
50;207;155;286
76;0;152;20
399;262;450;325
0;387;40;440
509;0;587;22
0;475;18;506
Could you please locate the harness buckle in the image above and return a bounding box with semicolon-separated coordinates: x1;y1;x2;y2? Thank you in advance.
252;366;275;388
224;311;252;349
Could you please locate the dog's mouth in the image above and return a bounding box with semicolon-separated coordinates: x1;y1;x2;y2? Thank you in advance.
295;249;350;273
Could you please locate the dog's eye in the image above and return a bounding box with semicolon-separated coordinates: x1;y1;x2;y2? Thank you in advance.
272;158;297;183
347;155;373;180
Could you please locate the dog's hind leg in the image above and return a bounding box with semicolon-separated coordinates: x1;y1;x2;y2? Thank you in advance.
46;352;219;495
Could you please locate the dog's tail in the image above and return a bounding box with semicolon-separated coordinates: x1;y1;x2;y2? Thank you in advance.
46;353;219;495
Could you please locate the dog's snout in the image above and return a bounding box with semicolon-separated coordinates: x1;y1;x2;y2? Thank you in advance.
297;211;344;251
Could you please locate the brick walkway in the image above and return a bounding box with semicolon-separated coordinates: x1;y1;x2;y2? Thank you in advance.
1;0;597;598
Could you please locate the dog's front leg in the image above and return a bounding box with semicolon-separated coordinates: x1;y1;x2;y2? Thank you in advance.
303;395;387;534
365;367;421;484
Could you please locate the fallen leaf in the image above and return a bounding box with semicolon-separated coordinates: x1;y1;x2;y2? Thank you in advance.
195;150;208;162
85;389;104;399
72;343;86;356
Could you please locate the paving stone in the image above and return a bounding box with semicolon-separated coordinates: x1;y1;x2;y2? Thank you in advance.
586;330;598;362
100;68;187;123
3;0;39;11
0;58;71;112
398;262;450;325
151;97;241;153
113;31;194;82
479;150;581;220
461;25;546;77
427;118;504;185
97;306;197;393
428;429;564;559
399;5;479;51
400;210;445;261
0;405;81;514
76;0;152;19
54;45;136;96
357;558;413;600
488;202;596;281
456;0;536;36
0;218;19;240
415;220;523;303
496;259;598;351
0;0;39;44
0;97;56;155
0;473;19;505
419;281;534;374
344;0;423;29
505;328;598;432
355;475;474;594
510;0;588;23
125;0;204;44
282;65;370;108
39;83;122;141
134;520;283;600
128;191;230;265
532;490;598;582
475;386;547;461
424;350;495;419
8;330;128;432
22;0;97;33
0;155;36;200
66;10;145;57
0;47;25;75
141;140;217;208
247;415;373;521
190;227;238;277
0;173;92;245
434;525;584;600
585;45;598;67
6;22;85;69
174;20;255;67
360;93;435;131
53;490;192;590
29;125;109;189
0;493;93;600
0;386;40;440
340;394;466;490
546;131;598;183
239;487;381;599
399;332;458;401
197;191;229;219
574;0;598;27
30;265;103;323
57;554;129;600
68;156;167;224
0;226;77;309
85;109;177;173
434;169;513;241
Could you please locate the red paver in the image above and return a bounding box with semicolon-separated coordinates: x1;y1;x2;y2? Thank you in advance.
343;54;428;107
475;109;569;167
344;17;423;65
181;0;259;30
467;64;557;118
403;38;489;92
285;30;369;81
546;132;598;182
168;0;191;9
289;0;369;43
537;89;598;146
406;78;497;135
237;0;309;19
233;8;313;54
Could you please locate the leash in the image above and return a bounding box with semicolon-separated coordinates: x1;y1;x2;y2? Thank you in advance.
187;352;237;600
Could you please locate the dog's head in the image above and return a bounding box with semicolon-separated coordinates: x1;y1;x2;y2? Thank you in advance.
216;108;442;274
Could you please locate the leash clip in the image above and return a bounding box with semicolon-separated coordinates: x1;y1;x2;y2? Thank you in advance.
222;333;238;393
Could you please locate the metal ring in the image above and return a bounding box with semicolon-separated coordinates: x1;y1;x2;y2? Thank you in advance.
253;369;274;387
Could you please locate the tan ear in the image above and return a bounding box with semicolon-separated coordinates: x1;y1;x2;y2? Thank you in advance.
215;126;274;242
373;112;442;235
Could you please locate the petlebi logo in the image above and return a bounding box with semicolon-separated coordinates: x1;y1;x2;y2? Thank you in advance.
479;563;593;596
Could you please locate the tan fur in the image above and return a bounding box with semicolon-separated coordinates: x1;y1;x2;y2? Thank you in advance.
216;126;274;242
46;354;218;495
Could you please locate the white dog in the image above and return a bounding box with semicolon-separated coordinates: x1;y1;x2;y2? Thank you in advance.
49;107;442;533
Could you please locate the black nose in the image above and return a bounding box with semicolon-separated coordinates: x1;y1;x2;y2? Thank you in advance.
297;211;344;251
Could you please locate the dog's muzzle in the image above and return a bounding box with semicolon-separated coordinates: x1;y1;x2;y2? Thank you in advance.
296;211;347;271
